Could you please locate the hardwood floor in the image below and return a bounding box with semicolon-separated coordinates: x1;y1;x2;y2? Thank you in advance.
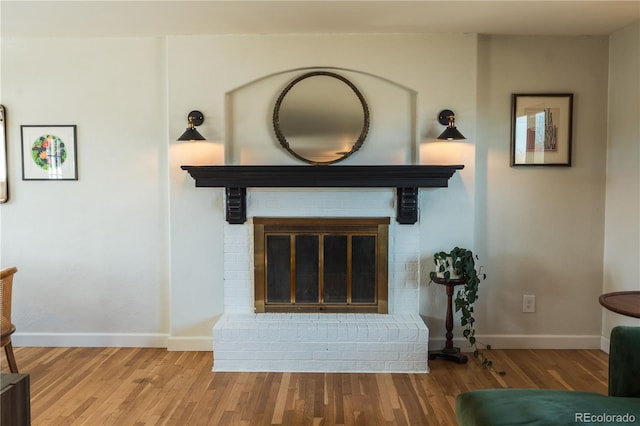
3;347;608;425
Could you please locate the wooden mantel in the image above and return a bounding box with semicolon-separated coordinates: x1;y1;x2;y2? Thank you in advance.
180;165;464;224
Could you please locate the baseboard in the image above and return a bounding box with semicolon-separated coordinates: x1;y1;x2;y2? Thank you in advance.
429;334;603;351
13;332;602;352
167;336;213;351
12;332;168;348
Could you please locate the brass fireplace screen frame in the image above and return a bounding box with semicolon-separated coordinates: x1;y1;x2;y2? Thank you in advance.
254;217;389;313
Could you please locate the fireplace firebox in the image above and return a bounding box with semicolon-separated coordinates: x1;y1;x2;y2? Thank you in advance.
254;217;389;313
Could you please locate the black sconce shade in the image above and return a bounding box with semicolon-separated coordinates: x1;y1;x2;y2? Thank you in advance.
178;110;206;141
437;109;466;140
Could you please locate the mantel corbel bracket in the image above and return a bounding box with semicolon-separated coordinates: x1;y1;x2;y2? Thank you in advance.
223;186;420;225
225;187;246;224
396;187;419;224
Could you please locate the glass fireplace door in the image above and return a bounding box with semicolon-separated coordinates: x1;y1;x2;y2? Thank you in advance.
255;218;388;313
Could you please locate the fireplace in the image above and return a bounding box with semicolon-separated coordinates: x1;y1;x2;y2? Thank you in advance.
207;188;430;372
254;217;389;313
181;165;462;372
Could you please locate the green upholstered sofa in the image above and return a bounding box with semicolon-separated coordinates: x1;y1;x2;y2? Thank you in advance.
456;326;640;425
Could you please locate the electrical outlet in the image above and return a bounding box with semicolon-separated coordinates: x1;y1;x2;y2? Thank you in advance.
523;295;536;313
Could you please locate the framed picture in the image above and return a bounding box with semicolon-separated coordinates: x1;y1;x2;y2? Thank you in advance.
510;93;573;167
21;125;78;180
0;105;7;202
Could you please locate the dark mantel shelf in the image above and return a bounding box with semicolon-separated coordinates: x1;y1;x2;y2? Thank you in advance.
181;165;464;188
180;165;464;224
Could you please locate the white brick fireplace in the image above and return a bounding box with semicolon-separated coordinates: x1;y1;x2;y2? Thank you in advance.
212;188;430;373
179;69;464;373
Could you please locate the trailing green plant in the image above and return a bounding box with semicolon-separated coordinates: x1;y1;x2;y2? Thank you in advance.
429;247;505;375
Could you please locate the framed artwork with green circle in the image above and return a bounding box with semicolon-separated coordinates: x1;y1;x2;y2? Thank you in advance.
21;125;77;180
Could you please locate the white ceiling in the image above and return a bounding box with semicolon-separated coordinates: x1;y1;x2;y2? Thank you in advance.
1;1;639;37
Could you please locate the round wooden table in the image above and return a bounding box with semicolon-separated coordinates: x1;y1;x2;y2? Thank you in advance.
599;291;640;318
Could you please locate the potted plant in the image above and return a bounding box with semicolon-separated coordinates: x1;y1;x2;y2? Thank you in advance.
429;247;505;375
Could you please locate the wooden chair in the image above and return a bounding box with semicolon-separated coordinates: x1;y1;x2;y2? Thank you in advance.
1;266;19;373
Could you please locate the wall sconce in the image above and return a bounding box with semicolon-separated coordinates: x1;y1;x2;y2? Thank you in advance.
436;109;466;140
177;110;206;141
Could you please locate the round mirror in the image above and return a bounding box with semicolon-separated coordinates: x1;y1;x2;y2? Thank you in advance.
273;71;370;165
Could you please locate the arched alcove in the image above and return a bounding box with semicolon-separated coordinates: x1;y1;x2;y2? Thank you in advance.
225;67;418;165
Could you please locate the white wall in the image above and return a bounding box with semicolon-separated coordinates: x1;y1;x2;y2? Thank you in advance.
1;37;170;346
474;35;609;348
0;29;626;350
602;22;640;340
